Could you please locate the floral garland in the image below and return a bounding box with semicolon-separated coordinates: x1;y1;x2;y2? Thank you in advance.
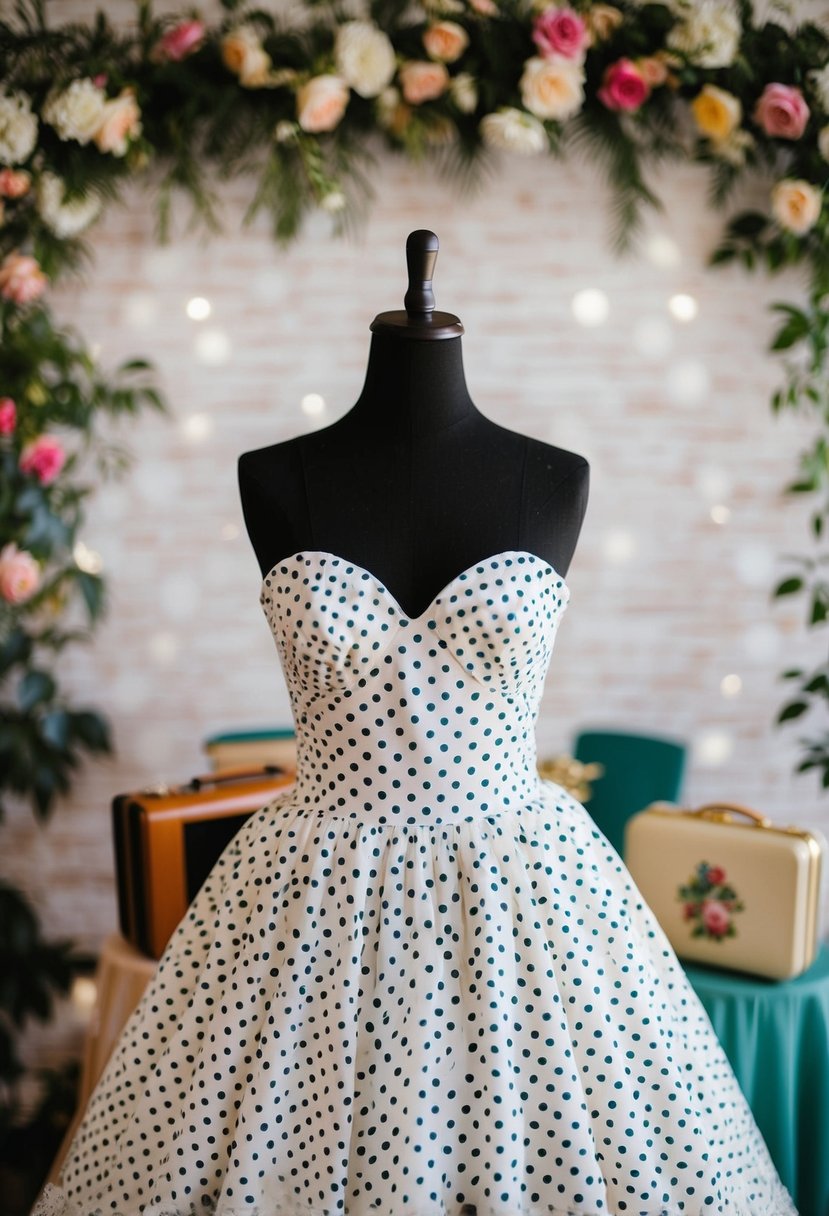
0;0;827;813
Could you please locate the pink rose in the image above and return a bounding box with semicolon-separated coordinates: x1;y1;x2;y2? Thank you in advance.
753;83;810;140
0;397;16;433
92;73;108;87
19;434;66;484
0;168;31;198
597;58;650;111
399;60;450;105
532;7;589;61
0;251;47;304
151;19;207;63
0;541;40;604
706;864;726;885
701;899;731;938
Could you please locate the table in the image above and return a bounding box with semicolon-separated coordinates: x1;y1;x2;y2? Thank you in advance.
683;940;829;1216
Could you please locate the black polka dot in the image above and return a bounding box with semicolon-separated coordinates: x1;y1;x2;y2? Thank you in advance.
34;551;797;1216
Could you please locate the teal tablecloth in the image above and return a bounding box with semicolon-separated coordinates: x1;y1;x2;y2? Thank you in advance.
683;940;829;1216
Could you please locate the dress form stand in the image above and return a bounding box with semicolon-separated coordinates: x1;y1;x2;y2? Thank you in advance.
239;230;589;618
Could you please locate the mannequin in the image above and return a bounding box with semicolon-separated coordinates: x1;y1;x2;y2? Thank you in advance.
238;230;589;618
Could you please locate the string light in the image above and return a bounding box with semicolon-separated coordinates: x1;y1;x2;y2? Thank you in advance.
301;393;326;416
720;674;742;697
194;328;231;365
644;233;681;268
186;296;211;320
668;293;698;322
571;289;609;327
693;729;734;766
710;504;730;524
181;412;214;442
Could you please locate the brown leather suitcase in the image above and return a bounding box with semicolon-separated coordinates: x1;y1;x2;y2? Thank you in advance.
111;764;296;959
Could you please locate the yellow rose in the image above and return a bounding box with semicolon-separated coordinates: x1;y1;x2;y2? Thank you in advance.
690;84;741;142
771;178;822;236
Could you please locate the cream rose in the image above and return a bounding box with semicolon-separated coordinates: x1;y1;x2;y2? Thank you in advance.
35;171;103;238
450;72;478;114
0;92;38;164
586;4;623;43
480;106;547;155
334;22;396;98
690;84;741;141
296;75;350;133
423;21;469;64
711;127;754;166
810;64;829;113
92;87;142;157
42;78;106;144
771;178;822;235
819;124;829;162
667;0;741;69
221;24;274;88
519;55;584;122
399;61;450;105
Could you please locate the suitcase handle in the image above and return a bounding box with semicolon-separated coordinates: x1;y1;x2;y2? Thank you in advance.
139;764;289;797
691;801;772;827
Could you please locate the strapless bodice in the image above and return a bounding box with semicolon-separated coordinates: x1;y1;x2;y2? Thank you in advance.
259;550;570;825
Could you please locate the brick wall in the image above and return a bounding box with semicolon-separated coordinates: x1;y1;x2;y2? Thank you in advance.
5;2;828;1076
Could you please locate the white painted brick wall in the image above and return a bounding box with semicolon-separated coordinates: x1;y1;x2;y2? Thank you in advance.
5;2;828;1077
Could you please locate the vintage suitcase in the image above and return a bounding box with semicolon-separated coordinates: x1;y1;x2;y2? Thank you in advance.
624;800;827;980
112;764;295;960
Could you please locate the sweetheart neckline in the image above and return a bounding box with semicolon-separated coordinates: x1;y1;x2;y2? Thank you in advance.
259;548;570;624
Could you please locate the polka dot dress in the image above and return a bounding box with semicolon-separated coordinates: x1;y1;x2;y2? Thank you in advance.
34;551;799;1216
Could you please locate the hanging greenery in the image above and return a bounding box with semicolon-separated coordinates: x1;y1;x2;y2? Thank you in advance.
0;0;827;838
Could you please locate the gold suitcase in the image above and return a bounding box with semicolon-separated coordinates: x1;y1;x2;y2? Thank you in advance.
624;800;826;980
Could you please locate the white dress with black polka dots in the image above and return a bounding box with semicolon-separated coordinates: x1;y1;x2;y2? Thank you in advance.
34;551;799;1216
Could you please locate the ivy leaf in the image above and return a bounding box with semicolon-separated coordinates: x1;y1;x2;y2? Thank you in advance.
777;700;809;722
773;576;804;596
770;314;810;350
18;670;56;713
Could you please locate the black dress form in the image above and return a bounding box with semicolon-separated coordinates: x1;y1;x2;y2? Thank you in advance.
238;235;589;619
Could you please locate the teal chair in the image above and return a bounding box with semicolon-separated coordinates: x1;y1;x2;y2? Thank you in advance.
571;728;687;859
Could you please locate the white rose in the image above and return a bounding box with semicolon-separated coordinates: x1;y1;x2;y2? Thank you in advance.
519;56;584;122
771;178;822;236
334;22;396;99
819;123;829;161
376;86;402;129
42;78;107;144
35;170;102;238
0;92;38;164
667;1;741;69
320;189;347;213
810;65;829;113
450;72;478;114
479;107;547;155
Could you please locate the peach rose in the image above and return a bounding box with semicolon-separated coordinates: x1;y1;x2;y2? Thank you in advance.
399;61;450;105
0;541;40;604
468;0;499;13
636;55;669;88
93;87;142;156
597;58;650;112
150;19;207;63
221;24;274;87
296;75;350;133
753;82;810;140
771;178;822;235
19;433;66;483
0;250;47;303
0;168;31;197
0;397;16;433
423;21;470;64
